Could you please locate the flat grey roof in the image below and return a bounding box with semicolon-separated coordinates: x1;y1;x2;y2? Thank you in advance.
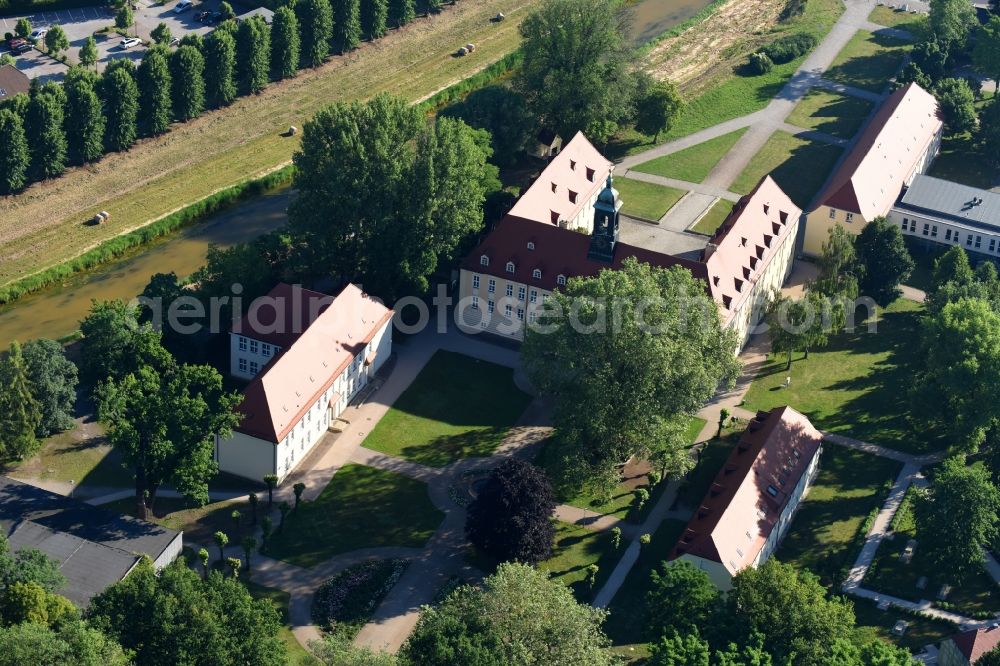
0;477;181;605
895;174;1000;232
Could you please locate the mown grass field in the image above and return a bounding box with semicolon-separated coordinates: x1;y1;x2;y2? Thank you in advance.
0;0;538;289
730;131;843;208
615;178;687;221
632;128;748;183
690;199;734;236
785;89;873;140
824;29;911;94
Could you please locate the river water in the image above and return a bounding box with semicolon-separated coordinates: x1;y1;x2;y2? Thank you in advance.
0;0;713;349
0;188;293;350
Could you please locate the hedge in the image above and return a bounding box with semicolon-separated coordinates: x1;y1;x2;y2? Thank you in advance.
417;50;522;113
762;32;818;64
0;165;294;306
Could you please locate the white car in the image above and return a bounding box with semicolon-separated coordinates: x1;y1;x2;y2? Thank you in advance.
173;0;192;13
28;28;47;41
119;37;141;49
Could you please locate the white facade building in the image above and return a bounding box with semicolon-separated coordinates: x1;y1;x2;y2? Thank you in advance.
216;283;393;483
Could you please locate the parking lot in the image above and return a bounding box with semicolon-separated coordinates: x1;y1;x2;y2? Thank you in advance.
1;0;222;81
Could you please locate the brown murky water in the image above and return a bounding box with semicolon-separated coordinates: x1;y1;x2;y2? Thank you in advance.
624;0;714;46
0;188;293;349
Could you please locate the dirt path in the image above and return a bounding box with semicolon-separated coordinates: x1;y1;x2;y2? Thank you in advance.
0;0;538;289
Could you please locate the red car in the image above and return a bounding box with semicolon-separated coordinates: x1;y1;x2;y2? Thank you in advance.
6;38;31;54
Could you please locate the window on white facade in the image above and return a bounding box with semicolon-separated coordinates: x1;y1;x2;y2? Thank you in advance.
506;262;515;274
472;296;479;310
472;275;480;289
517;308;524;321
262;343;272;358
991;239;997;253
931;226;938;238
556;275;566;286
506;284;513;297
488;279;496;293
945;229;952;241
529;312;537;323
239;358;247;373
968;235;974;246
527;242;535;250
828;209;837;220
480;255;489;266
505;304;513;319
923;223;930;236
488;300;495;313
518;286;526;301
239;337;247;351
845;212;854;223
249;361;259;374
976;236;982;249
529;290;538;303
532;269;541;279
249;339;259;354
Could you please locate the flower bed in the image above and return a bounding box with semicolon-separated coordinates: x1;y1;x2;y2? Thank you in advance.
311;559;408;639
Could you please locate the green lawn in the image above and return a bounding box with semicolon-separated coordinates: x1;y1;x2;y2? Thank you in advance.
777;445;901;586
266;464;444;567
8;426;132;489
730;131;843;208
244;582;318;665
864;485;1000;618
824;30;911;94
538;521;620;603
676;433;739;509
632;129;748;183
853;598;957;654
615;178;687;221
867;5;929;37
744;299;945;453
786;89;874;140
102;494;258;546
928;132;1000;190
603;519;687;646
362;351;531;467
690;199;734;236
549;416;706;523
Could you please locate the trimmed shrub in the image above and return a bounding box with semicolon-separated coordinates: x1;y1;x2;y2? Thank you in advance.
762;33;817;64
747;52;774;75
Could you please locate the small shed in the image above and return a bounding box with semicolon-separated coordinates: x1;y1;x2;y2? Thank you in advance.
235;7;274;24
529;128;563;159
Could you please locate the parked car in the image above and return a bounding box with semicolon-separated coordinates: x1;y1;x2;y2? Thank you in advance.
173;0;192;13
168;37;180;47
195;10;210;21
119;37;141;49
204;11;223;23
6;38;31;54
28;28;47;42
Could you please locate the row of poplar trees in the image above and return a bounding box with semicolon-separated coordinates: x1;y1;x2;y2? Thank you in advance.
0;0;439;195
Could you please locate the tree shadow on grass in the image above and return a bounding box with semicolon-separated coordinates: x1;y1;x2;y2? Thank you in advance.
399;425;510;467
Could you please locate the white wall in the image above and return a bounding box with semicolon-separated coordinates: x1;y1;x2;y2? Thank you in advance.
216;430;276;482
889;208;1000;258
152;533;184;570
677;554;735;591
755;443;823;568
229;333;281;380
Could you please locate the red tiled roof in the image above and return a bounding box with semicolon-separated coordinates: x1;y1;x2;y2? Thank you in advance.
703;176;801;328
952;625;1000;663
461;215;709;291
0;65;29;100
234;284;393;442
812;82;942;219
669;406;823;575
231;283;335;348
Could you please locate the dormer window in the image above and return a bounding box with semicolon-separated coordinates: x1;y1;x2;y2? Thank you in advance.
556;274;566;286
569;191;578;204
586;167;595;181
766;485;779;497
551;182;557;193
570;160;576;171
506;261;515;274
480;255;489;266
527;241;535;251
532;268;542;279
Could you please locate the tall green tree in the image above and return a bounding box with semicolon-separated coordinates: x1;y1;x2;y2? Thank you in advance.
0;109;28;194
363;0;388;38
854;217;913;306
767;293;841;369
934;77;978;133
101;64;139;152
79;36;99;69
390;0;414;27
402;562;616;665
645;561;722;640
335;0;362;51
634;80;683;142
297;0;334;67
25;84;67;180
138;48;173;136
79;299;173;387
914;298;1000;451
815;224;859;299
151;21;172;46
515;0;636;143
204;29;238;108
0;341;42;462
236;16;270;95
0;621;130;666
169;45;205;122
22;338;78;437
114;5;133;30
729;560;856;666
289;95;499;301
649;631;711;666
89;559;285;665
270;6;300;80
929;0;977;47
63;68;105;165
979;96;1000;167
522;259;740;495
974;15;1000;94
96;358;240;518
14;18;31;39
440;84;534;165
43;25;69;59
915;455;1000;580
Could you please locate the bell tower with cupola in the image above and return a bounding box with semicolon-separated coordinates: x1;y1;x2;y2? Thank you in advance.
588;174;622;263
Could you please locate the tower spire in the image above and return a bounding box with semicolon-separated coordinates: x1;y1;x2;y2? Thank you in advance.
588;172;622;263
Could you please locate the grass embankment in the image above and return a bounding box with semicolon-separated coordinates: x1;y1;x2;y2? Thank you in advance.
744;299;945;454
690;199;734;236
730;131;843;208
615;178;687;221
538;521;619;603
632;129;748;183
785;89;874;140
824;30;912;94
867;5;929;36
362;351;531;467
0;0;539;290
